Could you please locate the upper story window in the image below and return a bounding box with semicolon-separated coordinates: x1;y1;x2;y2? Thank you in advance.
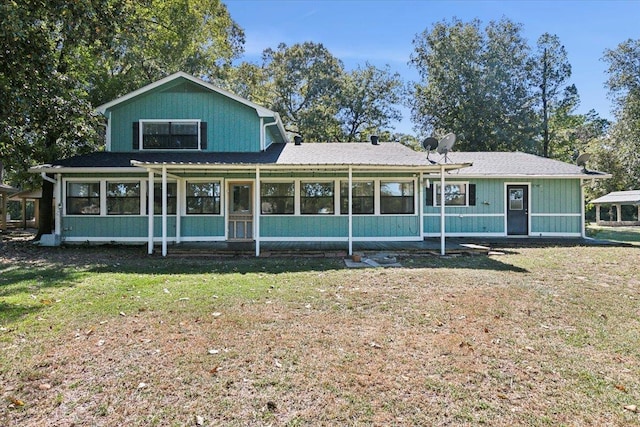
135;120;206;150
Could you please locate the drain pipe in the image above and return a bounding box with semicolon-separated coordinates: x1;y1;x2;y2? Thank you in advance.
41;172;57;184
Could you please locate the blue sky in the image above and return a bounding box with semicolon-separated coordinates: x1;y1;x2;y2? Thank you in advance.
224;0;640;134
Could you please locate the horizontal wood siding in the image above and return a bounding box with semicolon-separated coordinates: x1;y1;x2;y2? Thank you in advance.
181;216;225;237
423;215;504;234
353;216;420;237
530;179;581;214
531;216;581;234
62;216;149;239
260;216;348;238
109;81;260;152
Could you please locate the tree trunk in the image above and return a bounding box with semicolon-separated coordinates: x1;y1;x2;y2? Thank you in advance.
36;177;54;239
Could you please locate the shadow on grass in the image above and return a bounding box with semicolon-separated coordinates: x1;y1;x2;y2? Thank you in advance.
0;301;42;325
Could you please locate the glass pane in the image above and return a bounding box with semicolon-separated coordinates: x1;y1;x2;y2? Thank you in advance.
509;189;524;210
261;182;294;214
231;185;251;214
301;182;334;214
340;181;374;214
380;181;414;214
152;183;177;214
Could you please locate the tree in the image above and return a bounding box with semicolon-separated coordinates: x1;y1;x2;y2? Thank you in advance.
336;63;404;142
259;42;344;141
530;33;573;157
410;18;537;151
1;0;134;237
602;39;640;190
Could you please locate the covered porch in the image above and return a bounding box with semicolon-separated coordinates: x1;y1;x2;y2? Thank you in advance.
591;190;640;226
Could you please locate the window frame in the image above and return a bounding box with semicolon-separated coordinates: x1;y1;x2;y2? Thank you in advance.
139;119;202;151
65;181;101;215
300;181;335;215
380;180;415;214
106;180;142;216
433;182;469;207
185;181;222;215
260;181;295;215
339;180;374;215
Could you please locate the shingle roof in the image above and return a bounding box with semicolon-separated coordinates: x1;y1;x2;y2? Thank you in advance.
590;190;640;205
443;151;606;177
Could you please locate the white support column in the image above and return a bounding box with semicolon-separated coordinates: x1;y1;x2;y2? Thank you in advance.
419;172;424;238
162;165;167;257
176;178;182;244
54;173;62;238
348;166;353;256
580;179;586;238
596;204;601;224
255;167;261;257
440;165;446;256
148;169;154;254
616;204;622;222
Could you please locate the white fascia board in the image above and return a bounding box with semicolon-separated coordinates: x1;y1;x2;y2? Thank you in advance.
29;166;143;174
438;173;612;179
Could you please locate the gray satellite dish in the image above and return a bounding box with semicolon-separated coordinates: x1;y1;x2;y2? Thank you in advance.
437;133;456;162
576;152;591;173
422;137;439;164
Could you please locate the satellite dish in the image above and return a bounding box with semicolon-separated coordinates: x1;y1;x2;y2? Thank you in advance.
422;137;439;164
421;137;438;151
437;133;456;162
576;152;591;173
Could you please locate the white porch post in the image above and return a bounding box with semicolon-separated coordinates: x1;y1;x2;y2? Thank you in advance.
419;172;424;239
54;173;62;238
255;167;261;257
148;169;154;254
348;166;353;256
176;178;182;244
616;204;622;222
580;179;586;238
162;165;167;256
440;165;446;256
596;204;601;224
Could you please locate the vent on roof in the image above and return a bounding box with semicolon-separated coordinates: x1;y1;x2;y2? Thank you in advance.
294;135;302;145
370;135;379;145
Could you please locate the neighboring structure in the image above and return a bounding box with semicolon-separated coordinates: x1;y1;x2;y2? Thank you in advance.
1;184;18;232
30;72;609;255
590;190;640;225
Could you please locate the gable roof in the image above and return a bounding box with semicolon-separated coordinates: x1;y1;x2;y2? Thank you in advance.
95;71;287;142
590;190;640;205
442;152;609;178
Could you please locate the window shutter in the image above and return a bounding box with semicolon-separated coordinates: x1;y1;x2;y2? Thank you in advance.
426;187;433;206
468;184;476;206
133;122;139;150
200;122;207;149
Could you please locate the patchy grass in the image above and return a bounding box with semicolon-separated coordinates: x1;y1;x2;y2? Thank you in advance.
587;223;640;245
1;242;640;426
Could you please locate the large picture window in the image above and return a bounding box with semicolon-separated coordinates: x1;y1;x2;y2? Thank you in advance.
66;182;100;215
150;183;177;214
380;181;414;214
142;121;199;149
261;182;294;214
434;183;468;206
301;182;334;214
107;182;140;215
340;181;374;214
186;182;220;214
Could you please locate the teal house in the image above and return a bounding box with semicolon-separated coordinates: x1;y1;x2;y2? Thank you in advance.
32;72;608;256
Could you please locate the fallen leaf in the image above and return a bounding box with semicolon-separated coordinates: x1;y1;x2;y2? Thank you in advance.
137;382;147;389
38;383;52;390
8;396;25;406
615;384;627;392
97;340;105;347
163;288;170;294
208;349;219;355
212;312;222;317
195;415;205;425
624;404;637;412
209;366;221;375
119;311;126;317
274;359;283;368
369;341;383;349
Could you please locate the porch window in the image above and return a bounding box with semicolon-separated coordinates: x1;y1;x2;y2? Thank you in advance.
141;121;199;150
261;182;294;214
186;182;220;214
66;182;100;215
149;183;177;215
107;182;141;215
434;183;467;206
380;181;414;214
340;181;374;214
301;182;334;214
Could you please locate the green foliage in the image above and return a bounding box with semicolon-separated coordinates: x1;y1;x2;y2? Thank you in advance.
410;18;537;151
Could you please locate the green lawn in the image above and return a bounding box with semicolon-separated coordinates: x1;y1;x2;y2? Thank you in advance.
587;223;640;245
1;244;639;426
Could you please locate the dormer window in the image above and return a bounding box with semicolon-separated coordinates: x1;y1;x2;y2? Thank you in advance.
134;120;207;150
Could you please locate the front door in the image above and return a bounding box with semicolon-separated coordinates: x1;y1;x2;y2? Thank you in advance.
228;182;253;241
506;185;528;235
